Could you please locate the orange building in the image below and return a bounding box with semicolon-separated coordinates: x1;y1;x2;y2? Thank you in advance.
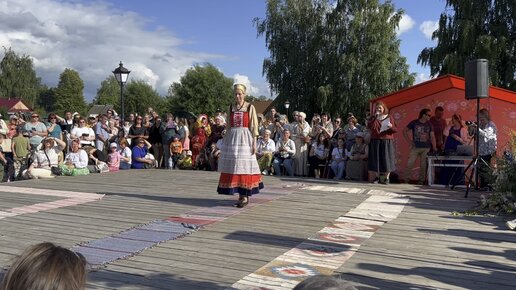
370;74;516;177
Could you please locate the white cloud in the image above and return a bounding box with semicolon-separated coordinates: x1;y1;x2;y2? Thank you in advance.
396;14;415;36
415;73;431;84
233;74;260;96
0;0;223;100
420;20;439;39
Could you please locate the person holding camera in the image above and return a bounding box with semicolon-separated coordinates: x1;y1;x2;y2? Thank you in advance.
23;113;48;149
273;129;296;176
70;117;95;148
477;108;497;189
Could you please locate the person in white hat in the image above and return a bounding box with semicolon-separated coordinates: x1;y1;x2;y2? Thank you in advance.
107;142;120;172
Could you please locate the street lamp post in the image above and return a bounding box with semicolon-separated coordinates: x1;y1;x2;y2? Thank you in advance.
284;101;290;120
112;61;131;126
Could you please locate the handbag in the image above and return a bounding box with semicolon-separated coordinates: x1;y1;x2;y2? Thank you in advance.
44;150;62;176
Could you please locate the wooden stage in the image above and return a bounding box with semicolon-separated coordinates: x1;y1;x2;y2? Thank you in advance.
0;170;515;289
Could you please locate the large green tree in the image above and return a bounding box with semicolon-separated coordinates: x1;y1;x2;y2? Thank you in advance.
0;48;41;107
91;76;121;111
54;68;87;115
166;63;234;115
418;0;516;90
124;80;164;116
256;0;414;118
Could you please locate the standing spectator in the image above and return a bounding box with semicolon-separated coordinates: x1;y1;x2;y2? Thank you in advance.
403;108;436;184
23;137;66;179
160;113;179;168
178;117;190;153
272;129;296;176
292;112;311;176
0;134;14;182
57;111;74;133
477;108;497;189
330;138;346;180
7;115;19;139
127;112;136;124
23;113;48;149
46;113;63;140
217;84;263;208
343;115;361;151
94;114;110;152
11;127;30;170
209;115;226;145
128;115;148;147
367;101;397;184
148;115;164;167
131;138;154;169
70;118;95;148
256;129;276;175
429;106;447;153
346;132;369;181
118;138;132;170
320;112;334;138
107;142;121;172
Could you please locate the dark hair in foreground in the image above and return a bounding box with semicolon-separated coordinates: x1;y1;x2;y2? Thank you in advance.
1;242;87;290
293;275;358;290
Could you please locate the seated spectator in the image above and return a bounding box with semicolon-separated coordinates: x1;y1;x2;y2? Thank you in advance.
293;275;357;290
345;132;368;181
256;129;275;175
86;147;108;173
272;129;296;176
308;133;330;178
131;138;154;169
177;150;193;170
118;138;132;170
23;136;66;179
0;242;87;290
330;138;346;180
59;139;90;176
107;142;120;172
169;136;183;169
70;117;95;148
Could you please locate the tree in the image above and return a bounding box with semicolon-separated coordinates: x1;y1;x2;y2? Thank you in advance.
255;0;414;119
92;76;122;111
38;85;56;113
54;68;87;115
418;0;516;90
124;80;164;116
166;63;234;115
0;47;42;107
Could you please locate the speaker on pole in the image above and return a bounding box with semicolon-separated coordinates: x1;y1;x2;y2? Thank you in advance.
465;59;489;100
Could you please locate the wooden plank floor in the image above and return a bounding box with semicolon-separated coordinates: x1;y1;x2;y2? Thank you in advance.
1;170;515;289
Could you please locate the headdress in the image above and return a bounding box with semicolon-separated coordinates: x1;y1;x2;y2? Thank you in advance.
233;84;247;93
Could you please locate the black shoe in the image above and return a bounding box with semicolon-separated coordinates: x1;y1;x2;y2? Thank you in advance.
236;197;249;208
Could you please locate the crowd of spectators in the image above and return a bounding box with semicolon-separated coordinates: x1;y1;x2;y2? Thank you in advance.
0;107;375;182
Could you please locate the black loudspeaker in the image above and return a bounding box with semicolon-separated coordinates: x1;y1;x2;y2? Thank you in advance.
465;59;489;100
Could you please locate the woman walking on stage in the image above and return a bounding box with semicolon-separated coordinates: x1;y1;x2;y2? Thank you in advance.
217;84;264;207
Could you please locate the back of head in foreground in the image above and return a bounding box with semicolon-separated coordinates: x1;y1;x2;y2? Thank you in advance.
1;242;87;290
293;275;358;290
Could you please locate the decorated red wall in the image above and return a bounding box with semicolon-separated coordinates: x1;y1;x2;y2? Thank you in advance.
370;75;516;179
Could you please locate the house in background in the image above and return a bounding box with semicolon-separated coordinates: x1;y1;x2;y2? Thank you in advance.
251;100;274;117
370;74;516;180
0;99;33;114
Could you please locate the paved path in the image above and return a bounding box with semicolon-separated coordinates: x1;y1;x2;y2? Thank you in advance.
0;170;514;289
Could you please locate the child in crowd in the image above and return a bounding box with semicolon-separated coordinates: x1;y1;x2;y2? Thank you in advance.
169;136;183;169
177;150;193;170
118;138;132;170
107;142;120;172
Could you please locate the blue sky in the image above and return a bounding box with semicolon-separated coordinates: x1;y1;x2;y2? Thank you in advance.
0;0;447;100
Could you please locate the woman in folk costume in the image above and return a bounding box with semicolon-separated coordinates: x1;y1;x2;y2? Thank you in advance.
217;84;264;208
292;112;311;176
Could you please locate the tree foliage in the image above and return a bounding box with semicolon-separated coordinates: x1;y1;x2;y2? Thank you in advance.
0;47;42;107
124;80;164;116
418;0;516;90
38;85;56;113
166;63;234;116
256;0;414;119
92;76;121;110
54;68;87;115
